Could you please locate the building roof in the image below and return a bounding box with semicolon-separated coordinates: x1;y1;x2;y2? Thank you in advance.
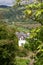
16;32;30;39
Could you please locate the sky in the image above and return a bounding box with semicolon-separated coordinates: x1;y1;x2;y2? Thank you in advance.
0;0;34;6
0;0;15;6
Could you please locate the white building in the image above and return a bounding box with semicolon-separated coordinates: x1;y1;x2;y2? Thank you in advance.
16;32;30;46
18;37;26;46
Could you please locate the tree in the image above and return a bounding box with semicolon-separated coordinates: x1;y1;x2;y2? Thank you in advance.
0;22;18;65
24;1;43;65
16;0;21;6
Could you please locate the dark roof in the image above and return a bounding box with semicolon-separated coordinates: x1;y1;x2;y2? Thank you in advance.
16;32;29;39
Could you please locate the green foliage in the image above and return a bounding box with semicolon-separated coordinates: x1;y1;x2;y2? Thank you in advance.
26;3;43;9
24;2;43;64
0;23;18;65
24;26;43;65
24;10;32;17
16;0;21;2
25;27;43;51
16;0;21;6
15;57;29;65
35;9;43;24
17;47;28;57
24;2;43;24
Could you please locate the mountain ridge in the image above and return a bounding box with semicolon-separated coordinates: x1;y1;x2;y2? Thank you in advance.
0;5;10;8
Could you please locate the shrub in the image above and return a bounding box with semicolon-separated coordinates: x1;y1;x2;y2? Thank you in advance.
0;23;18;65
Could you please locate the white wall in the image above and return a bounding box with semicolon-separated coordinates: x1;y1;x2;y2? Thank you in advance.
18;39;26;46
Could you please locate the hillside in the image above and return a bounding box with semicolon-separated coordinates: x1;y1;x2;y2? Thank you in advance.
0;5;37;23
0;5;9;8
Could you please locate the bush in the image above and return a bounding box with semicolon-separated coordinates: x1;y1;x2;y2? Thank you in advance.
15;58;29;65
0;23;18;65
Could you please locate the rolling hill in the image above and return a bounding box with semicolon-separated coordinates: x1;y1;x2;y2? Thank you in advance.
0;5;36;23
0;4;41;31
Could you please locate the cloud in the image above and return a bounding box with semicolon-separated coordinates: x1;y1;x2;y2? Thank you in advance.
0;0;15;6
